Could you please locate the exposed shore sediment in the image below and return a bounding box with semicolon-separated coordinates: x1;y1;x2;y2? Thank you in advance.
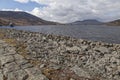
0;28;120;80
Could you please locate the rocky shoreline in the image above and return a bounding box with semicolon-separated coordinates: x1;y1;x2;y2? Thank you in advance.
0;28;120;80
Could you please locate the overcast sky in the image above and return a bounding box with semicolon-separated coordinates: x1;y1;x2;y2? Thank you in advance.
0;0;120;23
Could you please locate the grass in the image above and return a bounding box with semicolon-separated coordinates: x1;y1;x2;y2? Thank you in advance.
16;42;27;54
0;33;41;66
3;38;17;47
0;33;5;39
42;68;59;80
29;59;41;66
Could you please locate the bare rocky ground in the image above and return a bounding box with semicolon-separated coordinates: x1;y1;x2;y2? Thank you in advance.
0;28;120;80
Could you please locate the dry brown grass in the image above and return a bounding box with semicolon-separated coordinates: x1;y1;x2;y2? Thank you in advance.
0;33;5;38
16;42;41;66
3;38;17;47
42;68;101;80
29;60;41;66
16;43;27;53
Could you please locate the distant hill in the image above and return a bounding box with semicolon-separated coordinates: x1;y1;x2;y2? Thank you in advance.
70;19;103;25
107;19;120;26
0;11;58;26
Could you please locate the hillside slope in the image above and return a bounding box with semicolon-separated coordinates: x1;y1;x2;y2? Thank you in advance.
0;11;58;26
70;19;103;25
107;19;120;26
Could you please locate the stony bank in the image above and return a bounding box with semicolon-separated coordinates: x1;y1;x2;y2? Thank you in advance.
0;28;120;80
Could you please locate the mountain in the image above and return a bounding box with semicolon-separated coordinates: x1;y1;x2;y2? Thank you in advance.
107;19;120;26
0;11;58;26
70;19;103;25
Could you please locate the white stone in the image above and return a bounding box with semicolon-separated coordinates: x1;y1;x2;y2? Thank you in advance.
71;65;90;78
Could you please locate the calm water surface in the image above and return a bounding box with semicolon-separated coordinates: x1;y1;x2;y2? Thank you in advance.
1;25;120;44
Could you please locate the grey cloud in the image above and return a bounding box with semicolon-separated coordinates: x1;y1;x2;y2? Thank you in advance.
30;0;120;23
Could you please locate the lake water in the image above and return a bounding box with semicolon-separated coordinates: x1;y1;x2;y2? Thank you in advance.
1;25;120;44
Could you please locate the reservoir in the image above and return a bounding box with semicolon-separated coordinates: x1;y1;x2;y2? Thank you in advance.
1;25;120;44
